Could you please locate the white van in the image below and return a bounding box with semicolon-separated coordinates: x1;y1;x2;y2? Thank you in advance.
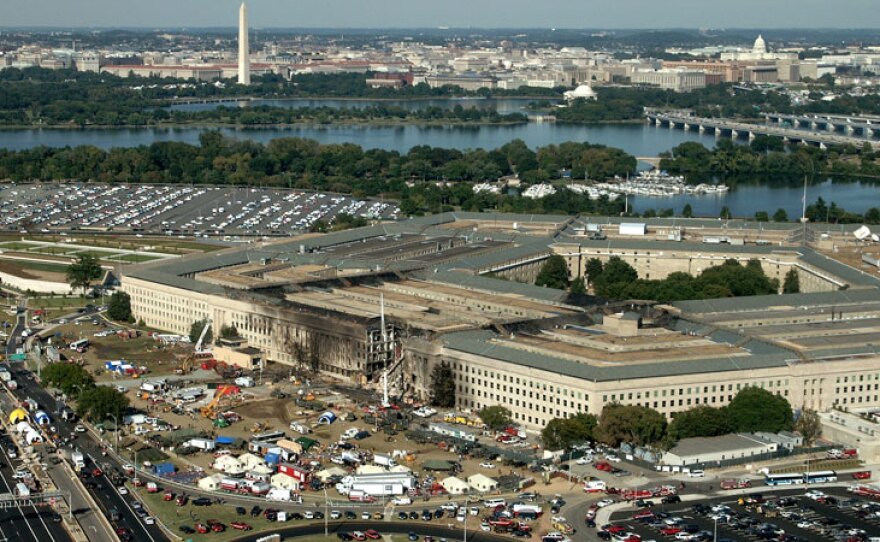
483;498;507;508
688;469;705;478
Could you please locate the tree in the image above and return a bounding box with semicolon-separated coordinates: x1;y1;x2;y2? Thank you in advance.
479;406;513;431
76;386;130;423
783;269;800;294
541;413;598;450
667;406;731;442
189;319;213;345
773;208;789;222
681;203;693;218
726;386;793;433
754;211;769;222
219;325;240;339
535;255;570;289
794;408;822;446
596;403;667;447
41;362;95;398
429;362;455;408
569;277;586;295
585;258;604;284
107;291;132;322
66;254;102;294
719;206;732;220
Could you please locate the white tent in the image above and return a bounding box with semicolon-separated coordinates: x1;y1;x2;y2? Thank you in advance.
15;421;34;434
198;473;224;491
24;430;43;443
238;452;266;471
212;455;243;474
389;464;412;473
441;476;470;495
467;473;499;493
270;472;301;491
356;465;386;475
315;466;347;482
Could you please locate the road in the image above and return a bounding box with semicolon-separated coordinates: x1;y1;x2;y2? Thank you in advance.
5;362;168;542
0;430;70;542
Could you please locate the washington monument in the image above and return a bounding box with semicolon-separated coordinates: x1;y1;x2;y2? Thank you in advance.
238;1;250;85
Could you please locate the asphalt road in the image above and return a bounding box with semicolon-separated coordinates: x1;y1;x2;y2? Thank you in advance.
0;431;70;542
7;363;169;542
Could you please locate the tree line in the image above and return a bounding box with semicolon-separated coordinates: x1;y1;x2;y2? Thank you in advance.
586;256;786;302
42;362;130;422
0;134;634;216
538;386;809;452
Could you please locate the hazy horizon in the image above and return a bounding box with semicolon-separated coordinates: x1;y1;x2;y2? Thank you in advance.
1;0;878;30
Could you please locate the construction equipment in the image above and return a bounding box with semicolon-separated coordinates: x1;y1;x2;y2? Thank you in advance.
250;422;268;433
195;319;213;354
200;384;239;419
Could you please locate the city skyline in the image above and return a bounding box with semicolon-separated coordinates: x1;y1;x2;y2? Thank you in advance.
1;0;879;29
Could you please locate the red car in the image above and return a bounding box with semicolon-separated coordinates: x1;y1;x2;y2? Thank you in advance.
594;461;613;472
853;471;872;480
209;521;226;532
661;527;682;536
195;524;209;534
92;467;103;477
364;530;381;540
623;536;641;542
231;522;252;531
163;491;175;502
176;494;188;506
633;510;654;520
603;525;627;535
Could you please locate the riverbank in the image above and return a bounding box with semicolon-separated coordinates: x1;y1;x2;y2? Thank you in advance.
0;118;531;130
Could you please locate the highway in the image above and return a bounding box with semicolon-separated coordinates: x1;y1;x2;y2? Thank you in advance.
0;425;69;542
7;363;169;542
1;300;167;542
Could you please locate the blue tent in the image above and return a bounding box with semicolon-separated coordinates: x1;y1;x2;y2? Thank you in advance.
215;436;235;445
317;411;337;425
153;463;175;475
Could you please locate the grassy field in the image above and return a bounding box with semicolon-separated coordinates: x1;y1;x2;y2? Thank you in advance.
27;246;77;256
30;295;90;308
139;490;298;542
0;241;36;250
0;258;70;278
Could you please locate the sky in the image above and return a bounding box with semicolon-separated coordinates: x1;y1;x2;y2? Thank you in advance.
1;0;878;29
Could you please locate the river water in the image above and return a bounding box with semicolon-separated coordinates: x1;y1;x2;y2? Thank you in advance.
0;97;877;217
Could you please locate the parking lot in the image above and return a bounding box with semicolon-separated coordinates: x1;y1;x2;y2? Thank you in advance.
601;487;880;542
0;184;399;236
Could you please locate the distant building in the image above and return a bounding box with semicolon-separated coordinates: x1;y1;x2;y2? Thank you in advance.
631;68;706;91
563;84;598;102
77;53;101;73
425;74;496;91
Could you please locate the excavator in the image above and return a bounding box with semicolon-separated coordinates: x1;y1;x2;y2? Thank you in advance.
200;384;239;419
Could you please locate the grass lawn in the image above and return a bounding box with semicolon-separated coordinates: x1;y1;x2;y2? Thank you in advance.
0;259;70;276
139;489;420;542
31;296;90;308
28;246;77;255
0;241;36;250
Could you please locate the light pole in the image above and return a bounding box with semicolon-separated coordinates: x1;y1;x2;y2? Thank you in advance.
463;496;469;542
108;413;119;454
713;516;717;542
323;488;329;537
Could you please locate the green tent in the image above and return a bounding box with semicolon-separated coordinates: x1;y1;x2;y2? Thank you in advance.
295;436;319;451
422;459;456;471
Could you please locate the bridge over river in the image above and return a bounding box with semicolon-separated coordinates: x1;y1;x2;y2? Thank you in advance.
646;111;880;150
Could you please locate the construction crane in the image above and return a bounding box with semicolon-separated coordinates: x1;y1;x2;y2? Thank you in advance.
195;319;213;354
200;384;238;419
